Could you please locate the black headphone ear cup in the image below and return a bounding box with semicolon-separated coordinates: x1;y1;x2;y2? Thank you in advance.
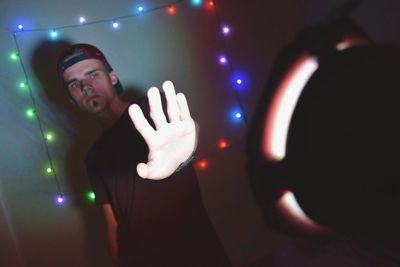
259;159;292;204
285;46;400;247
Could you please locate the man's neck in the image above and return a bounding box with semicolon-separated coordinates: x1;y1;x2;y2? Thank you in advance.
98;97;130;129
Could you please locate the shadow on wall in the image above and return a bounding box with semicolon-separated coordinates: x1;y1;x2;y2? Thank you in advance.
30;39;144;267
29;39;110;267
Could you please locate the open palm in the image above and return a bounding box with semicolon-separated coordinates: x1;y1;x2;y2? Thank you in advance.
128;80;197;180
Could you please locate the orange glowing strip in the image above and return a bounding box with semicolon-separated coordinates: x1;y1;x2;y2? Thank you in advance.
263;53;319;161
262;52;327;234
277;191;330;234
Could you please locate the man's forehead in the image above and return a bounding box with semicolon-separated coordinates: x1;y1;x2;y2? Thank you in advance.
63;59;105;78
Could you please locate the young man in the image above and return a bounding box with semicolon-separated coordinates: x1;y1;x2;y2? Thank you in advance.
58;43;231;266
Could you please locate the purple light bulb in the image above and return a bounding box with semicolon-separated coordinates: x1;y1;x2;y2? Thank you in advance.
56;195;65;205
222;25;231;36
218;55;228;65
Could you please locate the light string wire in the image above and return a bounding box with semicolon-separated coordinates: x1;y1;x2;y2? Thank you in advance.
10;0;246;200
212;0;248;127
186;0;248;170
12;32;63;196
12;0;185;33
11;0;187;200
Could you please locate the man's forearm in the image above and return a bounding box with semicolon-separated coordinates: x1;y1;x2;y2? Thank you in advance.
108;231;119;266
103;204;119;266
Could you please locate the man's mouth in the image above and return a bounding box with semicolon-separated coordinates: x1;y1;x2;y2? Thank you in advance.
91;99;99;108
86;96;100;108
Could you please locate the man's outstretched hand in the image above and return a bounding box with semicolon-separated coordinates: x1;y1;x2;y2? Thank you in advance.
128;80;198;180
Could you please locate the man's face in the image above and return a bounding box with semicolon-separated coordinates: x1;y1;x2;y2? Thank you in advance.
62;58;119;114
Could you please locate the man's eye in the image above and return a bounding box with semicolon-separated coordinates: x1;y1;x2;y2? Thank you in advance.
90;72;98;79
68;81;80;90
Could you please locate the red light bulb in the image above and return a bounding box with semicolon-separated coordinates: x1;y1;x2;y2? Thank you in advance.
167;5;176;15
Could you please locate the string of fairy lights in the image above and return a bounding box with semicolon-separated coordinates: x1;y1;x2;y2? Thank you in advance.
9;0;247;206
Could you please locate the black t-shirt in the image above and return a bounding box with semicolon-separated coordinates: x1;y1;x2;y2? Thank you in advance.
85;97;231;266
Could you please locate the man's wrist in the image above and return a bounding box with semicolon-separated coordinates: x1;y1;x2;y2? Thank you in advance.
175;152;195;173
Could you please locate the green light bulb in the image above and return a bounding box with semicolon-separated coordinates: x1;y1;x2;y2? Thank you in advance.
86;191;96;203
20;82;26;89
10;52;18;61
45;132;54;142
46;167;53;174
25;108;35;119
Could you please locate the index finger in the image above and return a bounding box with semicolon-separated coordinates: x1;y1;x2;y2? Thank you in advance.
128;104;155;142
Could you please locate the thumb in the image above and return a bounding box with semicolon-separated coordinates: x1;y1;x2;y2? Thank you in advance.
136;162;149;179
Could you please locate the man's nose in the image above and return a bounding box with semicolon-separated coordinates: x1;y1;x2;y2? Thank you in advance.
81;79;93;96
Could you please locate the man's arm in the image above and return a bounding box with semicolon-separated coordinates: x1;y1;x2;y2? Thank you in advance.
102;204;119;266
